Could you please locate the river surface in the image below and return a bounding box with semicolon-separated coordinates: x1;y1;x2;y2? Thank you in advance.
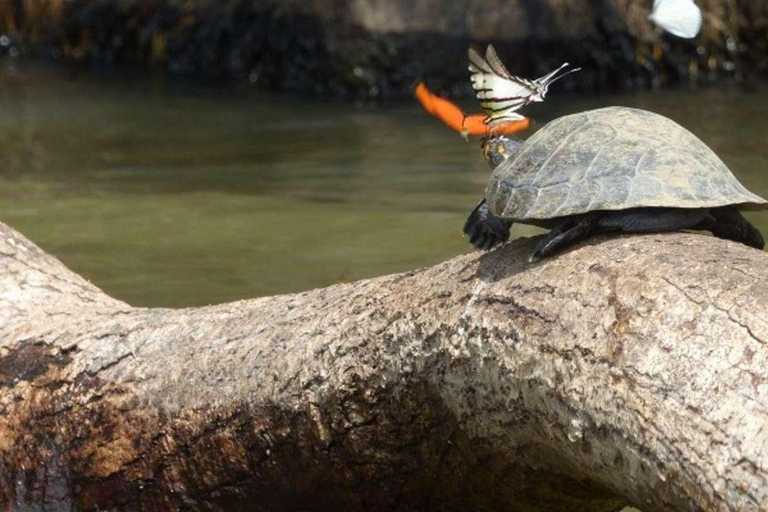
1;62;766;307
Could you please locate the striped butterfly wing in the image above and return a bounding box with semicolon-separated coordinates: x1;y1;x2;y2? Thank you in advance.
469;45;534;125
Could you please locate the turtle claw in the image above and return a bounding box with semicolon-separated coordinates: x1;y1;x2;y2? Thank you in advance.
467;224;483;247
481;232;500;251
463;200;512;251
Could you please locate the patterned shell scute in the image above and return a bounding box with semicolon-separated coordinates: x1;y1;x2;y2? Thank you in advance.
487;107;768;220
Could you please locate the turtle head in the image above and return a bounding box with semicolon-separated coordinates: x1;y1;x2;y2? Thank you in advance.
481;136;523;170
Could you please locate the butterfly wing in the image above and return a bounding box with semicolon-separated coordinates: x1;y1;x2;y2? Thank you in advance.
649;0;702;38
468;45;535;125
482;45;514;79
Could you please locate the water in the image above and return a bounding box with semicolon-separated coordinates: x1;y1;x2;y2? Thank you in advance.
1;63;766;307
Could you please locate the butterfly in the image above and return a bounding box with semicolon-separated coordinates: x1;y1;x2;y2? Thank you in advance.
468;45;580;126
414;81;531;138
648;0;702;39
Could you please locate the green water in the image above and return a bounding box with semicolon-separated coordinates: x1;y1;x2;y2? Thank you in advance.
1;63;767;307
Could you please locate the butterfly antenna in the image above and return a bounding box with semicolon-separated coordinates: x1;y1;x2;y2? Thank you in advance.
540;64;582;87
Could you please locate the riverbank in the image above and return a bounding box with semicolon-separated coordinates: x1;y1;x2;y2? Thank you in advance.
0;0;766;97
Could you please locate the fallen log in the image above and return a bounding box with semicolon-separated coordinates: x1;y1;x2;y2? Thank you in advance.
1;219;767;511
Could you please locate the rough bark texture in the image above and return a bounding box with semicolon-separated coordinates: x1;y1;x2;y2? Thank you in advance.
2;218;768;511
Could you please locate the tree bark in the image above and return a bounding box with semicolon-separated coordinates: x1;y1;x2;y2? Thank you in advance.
1;219;768;511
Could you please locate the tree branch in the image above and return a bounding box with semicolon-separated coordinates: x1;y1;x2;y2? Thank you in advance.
1;219;767;511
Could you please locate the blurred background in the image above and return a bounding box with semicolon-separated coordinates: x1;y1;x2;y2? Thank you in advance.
0;0;766;307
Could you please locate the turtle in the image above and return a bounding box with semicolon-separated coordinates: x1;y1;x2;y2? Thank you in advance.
463;106;767;261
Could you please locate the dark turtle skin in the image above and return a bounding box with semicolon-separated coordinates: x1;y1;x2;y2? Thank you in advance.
464;107;767;261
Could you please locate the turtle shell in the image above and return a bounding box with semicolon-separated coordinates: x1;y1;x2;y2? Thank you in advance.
487;107;768;220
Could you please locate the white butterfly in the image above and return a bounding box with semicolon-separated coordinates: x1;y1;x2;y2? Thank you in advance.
468;45;580;126
648;0;702;39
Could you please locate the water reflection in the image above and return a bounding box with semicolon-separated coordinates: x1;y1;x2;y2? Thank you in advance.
0;62;766;306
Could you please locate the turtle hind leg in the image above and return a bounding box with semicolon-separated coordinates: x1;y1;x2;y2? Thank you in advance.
595;206;764;249
704;206;765;249
529;215;597;262
597;207;709;232
463;199;513;251
530;208;710;262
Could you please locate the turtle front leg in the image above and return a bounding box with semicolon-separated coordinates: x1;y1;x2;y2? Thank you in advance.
463;199;513;250
529;215;597;262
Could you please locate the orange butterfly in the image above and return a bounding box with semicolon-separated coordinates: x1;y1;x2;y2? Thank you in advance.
414;82;531;138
